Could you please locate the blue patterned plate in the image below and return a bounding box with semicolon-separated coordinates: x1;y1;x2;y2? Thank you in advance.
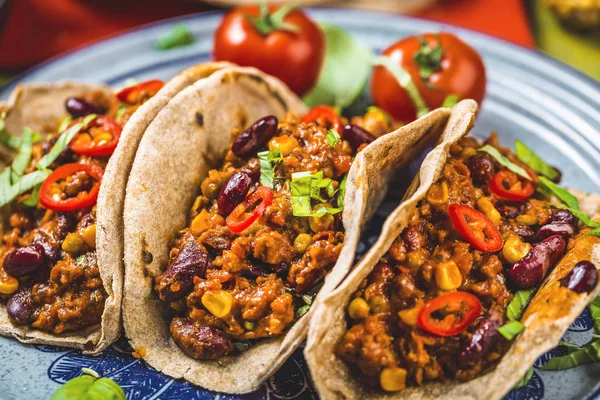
1;8;600;400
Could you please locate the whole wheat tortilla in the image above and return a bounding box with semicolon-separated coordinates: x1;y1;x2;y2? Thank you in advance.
122;65;451;394
0;63;233;354
304;100;600;400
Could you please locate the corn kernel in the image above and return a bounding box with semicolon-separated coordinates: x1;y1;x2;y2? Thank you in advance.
477;198;501;226
426;181;449;205
62;232;84;255
503;234;531;264
243;321;255;331
516;214;538;225
461;147;477;159
407;249;429;269
398;300;425;326
348;297;370;319
0;274;19;295
81;224;96;249
294;233;312;254
268;136;299;156
202;290;233;318
435;261;463;291
380;367;407;392
93;132;114;145
190;209;212;235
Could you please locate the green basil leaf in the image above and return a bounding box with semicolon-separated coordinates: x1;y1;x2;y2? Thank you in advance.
326;129;341;148
20;184;40;208
515;140;559;180
506;289;536;322
513;367;534;389
258;149;283;189
478;145;531;180
36;123;82;170
590;296;600;333
303;24;373;109
498;320;524;340
156;24;195;50
539;177;580;210
541;339;600;371
11;127;33;180
337;173;348;208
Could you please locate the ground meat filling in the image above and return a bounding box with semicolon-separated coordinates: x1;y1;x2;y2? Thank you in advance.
0;90;146;334
159;111;395;360
336;134;575;391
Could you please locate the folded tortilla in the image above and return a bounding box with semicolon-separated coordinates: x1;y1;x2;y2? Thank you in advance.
122;65;452;393
0;62;233;354
304;100;600;400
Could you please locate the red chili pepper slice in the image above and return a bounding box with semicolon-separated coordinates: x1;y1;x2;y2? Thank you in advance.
69;116;122;157
116;79;164;103
448;203;503;252
418;291;482;337
489;170;535;202
302;105;343;133
39;163;104;212
226;186;274;233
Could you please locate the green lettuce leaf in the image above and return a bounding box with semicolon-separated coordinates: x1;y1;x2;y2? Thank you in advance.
515;140;559;180
478;145;531;180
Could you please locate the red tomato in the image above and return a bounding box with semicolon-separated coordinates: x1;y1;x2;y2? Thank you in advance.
212;5;324;96
371;32;486;123
489;170;536;202
448;203;503;252
418;292;482;337
39;163;104;212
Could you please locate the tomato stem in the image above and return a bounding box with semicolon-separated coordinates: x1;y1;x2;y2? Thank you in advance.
247;3;301;36
414;35;444;81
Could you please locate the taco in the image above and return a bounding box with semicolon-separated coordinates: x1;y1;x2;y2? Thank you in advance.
305;100;600;399
0;62;232;354
122;65;451;393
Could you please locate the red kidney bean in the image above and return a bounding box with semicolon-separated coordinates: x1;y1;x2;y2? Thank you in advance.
458;308;503;368
7;289;36;325
342;124;376;150
561;261;598;294
468;154;496;184
536;223;574;241
3;244;46;277
170;318;233;359
496;204;520;220
509;235;567;289
243;263;268;279
552;167;562;184
548;209;576;226
65;97;104;118
231;116;278;157
156;235;208;301
217;172;253;216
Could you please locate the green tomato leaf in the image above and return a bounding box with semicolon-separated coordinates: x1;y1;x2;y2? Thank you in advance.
506;289;536;322
326;129;341;148
514;367;534;389
303;24;373;109
539;177;580;210
478;145;531;180
515;140;559;180
498;320;524;340
542;339;600;371
156;24;195;50
414;36;444;80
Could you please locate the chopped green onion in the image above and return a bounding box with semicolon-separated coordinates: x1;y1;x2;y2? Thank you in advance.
156;24;195;50
498;320;524;340
326;129;341;148
478;145;531;180
506;289;536;322
258;149;283;188
515;140;559;181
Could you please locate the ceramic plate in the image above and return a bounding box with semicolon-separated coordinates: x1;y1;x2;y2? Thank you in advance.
1;8;600;400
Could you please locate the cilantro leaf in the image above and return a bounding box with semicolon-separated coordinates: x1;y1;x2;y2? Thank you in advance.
478;145;531;180
498;320;524;340
156;24;195;50
258;149;283;188
326;129;341;148
515;140;559;181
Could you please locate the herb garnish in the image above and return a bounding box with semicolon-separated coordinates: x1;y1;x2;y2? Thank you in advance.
0;114;42;149
257;149;283;188
515;140;559;181
499;289;535;341
49;368;125;400
478;145;531;180
289;171;341;217
326;129;341;148
498;320;525;340
246;3;300;35
156;24;195;50
442;94;459;108
514;367;534;389
413;36;443;81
